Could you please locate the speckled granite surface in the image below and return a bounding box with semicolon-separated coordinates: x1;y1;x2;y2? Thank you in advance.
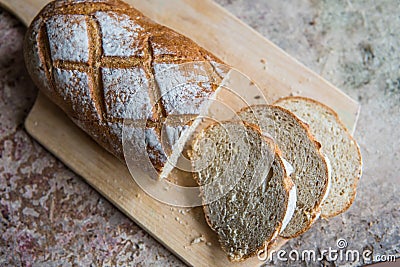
0;1;399;266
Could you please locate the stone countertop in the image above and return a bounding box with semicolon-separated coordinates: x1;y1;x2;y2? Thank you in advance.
0;0;398;266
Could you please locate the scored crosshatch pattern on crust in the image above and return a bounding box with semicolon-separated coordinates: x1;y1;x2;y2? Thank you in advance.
35;0;225;170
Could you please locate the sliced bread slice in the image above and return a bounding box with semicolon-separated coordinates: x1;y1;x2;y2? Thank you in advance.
190;121;296;262
275;96;362;218
238;105;330;238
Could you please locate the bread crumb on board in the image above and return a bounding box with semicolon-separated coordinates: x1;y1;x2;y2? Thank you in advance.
260;58;268;70
191;235;206;245
174;216;185;224
179;208;191;215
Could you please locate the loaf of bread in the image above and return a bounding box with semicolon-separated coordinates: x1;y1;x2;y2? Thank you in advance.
24;0;225;177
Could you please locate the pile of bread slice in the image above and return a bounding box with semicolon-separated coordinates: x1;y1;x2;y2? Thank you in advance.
189;96;362;262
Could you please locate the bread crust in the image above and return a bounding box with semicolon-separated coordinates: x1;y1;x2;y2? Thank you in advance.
191;121;294;262
274;96;363;218
24;0;225;173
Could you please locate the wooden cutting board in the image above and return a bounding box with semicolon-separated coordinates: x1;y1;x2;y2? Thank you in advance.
0;0;360;266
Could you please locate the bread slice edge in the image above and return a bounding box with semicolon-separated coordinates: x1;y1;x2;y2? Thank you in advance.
274;96;362;218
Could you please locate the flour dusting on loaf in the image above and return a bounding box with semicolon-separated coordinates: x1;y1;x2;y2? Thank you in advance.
95;11;145;57
47;15;89;62
101;67;152;120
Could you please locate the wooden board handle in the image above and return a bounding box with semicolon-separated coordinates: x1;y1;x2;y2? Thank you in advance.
0;0;49;26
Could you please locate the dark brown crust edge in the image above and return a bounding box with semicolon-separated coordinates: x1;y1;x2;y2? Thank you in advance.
274;96;363;218
189;121;293;262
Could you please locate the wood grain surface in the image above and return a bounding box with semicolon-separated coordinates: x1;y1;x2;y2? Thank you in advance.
0;0;360;266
